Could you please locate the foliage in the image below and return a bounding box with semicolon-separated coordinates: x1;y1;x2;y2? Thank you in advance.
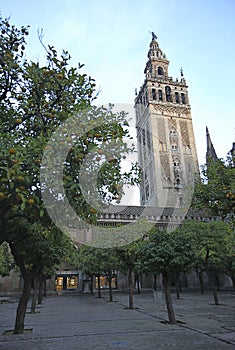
116;240;142;274
6;217;74;277
0;242;14;276
180;220;235;283
0;15;140;246
77;245;118;275
77;245;119;300
0;16;93;242
193;155;235;222
138;226;195;275
136;226;195;323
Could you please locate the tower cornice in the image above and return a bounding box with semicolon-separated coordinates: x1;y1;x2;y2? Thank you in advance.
151;103;191;117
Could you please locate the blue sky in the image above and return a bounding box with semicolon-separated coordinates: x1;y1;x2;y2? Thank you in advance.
1;0;235;168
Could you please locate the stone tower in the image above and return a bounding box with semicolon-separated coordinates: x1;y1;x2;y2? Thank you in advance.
135;34;199;208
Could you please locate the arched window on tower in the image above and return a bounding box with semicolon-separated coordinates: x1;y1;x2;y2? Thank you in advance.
158;66;164;75
181;93;186;104
175;176;181;188
173;158;181;174
158;89;163;101
169;128;177;137
171;143;178;151
165;86;172;102
175;92;180;103
152;88;156;100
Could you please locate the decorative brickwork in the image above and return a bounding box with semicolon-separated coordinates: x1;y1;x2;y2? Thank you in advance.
180;120;190;147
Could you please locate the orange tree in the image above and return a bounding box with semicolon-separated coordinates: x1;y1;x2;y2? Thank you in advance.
193;153;235;223
137;226;195;324
7;219;75;333
0;16;139;333
77;245;119;301
0;242;13;277
116;239;144;310
180;220;235;302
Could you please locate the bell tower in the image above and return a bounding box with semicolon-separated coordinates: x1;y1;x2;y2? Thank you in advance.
135;33;199;208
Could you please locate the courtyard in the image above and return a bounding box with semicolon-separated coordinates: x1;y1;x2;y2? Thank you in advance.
0;289;234;350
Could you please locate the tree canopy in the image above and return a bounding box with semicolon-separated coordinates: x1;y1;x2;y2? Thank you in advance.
193;154;235;222
0;15;140;247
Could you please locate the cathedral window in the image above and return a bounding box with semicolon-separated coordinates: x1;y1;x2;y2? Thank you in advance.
158;89;163;101
173;158;181;174
142;129;146;145
171;144;178;151
169;128;177;136
145;183;150;201
165;86;172;102
175;92;180;103
144;174;150;201
145;91;148;104
158;66;164;75
181;93;186;104
137;127;142;144
152;88;156;100
147;130;152;150
143;95;145;105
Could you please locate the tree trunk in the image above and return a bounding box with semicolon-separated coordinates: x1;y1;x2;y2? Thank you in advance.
153;273;157;291
108;274;113;302
215;273;220;291
196;269;204;294
31;277;38;313
43;277;47;297
178;275;182;293
175;276;180;300
136;274;141;294
9;242;33;334
97;272;101;298
184;273;188;288
38;276;43;304
207;271;219;305
163;271;176;324
231;274;235;290
128;268;134;309
14;274;32;334
213;287;219;305
90;274;94;295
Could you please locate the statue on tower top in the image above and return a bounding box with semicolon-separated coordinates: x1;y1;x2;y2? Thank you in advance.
149;31;157;40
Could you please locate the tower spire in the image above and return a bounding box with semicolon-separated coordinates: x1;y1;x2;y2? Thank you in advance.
206;126;218;162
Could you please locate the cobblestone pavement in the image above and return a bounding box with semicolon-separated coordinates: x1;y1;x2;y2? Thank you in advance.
0;289;234;350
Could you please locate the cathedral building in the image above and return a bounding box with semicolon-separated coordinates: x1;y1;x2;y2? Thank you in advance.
135;33;199;208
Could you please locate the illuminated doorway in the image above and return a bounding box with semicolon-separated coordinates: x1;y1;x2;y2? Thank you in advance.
55;274;78;292
95;274;117;289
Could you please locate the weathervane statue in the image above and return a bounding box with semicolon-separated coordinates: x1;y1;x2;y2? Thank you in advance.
149;31;157;40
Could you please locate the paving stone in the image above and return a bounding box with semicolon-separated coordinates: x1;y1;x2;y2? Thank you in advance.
0;290;234;349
